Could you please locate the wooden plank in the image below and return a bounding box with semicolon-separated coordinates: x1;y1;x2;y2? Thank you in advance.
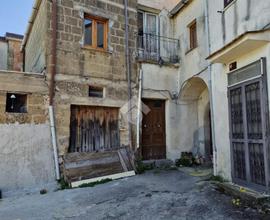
63;150;129;183
65;162;124;182
71;171;136;188
64;151;119;163
64;153;120;170
118;150;128;172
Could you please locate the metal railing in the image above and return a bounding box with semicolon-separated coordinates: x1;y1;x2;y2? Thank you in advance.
137;33;180;64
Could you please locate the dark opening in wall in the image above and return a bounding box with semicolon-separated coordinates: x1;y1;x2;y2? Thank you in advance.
89;86;104;98
6;93;27;113
224;0;234;8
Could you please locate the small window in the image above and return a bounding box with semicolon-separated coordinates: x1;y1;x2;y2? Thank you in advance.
224;0;234;8
6;93;27;113
89;86;104;98
84;14;108;50
189;20;197;50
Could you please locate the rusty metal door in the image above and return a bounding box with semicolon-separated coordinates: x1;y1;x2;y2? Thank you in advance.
142;99;166;160
228;59;269;190
69;105;120;153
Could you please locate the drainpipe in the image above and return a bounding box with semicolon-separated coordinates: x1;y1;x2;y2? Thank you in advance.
49;0;60;180
124;0;133;150
136;68;143;149
204;0;217;176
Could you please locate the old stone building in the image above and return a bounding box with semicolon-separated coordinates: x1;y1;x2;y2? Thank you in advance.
21;0;138;184
0;33;23;71
1;0;270;195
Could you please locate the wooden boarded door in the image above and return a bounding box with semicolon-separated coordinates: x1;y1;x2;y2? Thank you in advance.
69;105;120;153
142;99;166;160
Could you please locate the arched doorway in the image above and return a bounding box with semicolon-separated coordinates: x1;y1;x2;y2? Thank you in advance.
179;77;213;164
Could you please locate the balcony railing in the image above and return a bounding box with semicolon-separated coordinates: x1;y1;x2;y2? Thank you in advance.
137;33;180;64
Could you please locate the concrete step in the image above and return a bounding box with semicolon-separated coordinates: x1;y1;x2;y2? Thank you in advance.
213;181;270;212
142;159;174;169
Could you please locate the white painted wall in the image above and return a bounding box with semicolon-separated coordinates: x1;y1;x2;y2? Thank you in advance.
0;123;56;197
173;0;209;84
211;44;270;180
140;0;212;162
208;0;270;54
208;0;270;180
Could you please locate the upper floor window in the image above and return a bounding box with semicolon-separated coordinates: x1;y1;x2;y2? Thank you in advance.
137;11;158;53
224;0;234;7
138;11;158;36
84;14;108;50
189;20;197;50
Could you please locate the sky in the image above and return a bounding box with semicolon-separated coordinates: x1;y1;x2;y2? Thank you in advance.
0;0;34;36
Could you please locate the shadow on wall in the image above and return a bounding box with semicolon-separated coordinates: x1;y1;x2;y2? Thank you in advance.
180;77;212;163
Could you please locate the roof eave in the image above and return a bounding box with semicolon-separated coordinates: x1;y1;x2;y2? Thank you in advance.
21;0;42;51
169;0;190;18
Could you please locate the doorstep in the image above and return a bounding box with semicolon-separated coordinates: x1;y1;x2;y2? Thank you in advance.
142;159;174;169
213;181;270;209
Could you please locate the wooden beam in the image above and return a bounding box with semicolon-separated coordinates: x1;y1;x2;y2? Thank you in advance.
71;171;136;188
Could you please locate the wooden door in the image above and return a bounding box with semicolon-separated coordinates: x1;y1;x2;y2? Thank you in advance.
69;105;120;153
142;99;166;160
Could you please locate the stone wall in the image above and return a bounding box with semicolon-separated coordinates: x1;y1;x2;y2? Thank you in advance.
0;71;49;124
46;0;138;155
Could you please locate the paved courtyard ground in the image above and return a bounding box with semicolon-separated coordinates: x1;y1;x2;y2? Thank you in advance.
0;169;268;220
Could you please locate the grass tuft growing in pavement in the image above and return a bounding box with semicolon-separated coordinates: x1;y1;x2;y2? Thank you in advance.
58;178;71;190
78;179;112;188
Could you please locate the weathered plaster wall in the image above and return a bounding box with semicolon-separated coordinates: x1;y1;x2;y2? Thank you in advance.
25;0;47;73
198;88;210;157
208;0;270;53
7;38;23;72
139;0;211;161
211;44;270;180
0;124;56;196
138;0;178;11
0;71;56;195
141;63;182;160
208;0;270;180
0;40;8;70
173;0;208;85
170;0;210;160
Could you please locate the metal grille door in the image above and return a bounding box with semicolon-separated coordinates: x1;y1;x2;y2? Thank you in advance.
228;59;269;190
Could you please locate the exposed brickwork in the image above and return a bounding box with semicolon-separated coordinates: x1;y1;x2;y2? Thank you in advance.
0;71;49;125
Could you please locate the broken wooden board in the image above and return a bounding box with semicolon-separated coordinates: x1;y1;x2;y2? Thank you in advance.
71;171;136;188
63;148;134;183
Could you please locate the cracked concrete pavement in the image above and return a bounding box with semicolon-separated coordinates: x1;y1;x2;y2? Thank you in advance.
0;169;268;220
